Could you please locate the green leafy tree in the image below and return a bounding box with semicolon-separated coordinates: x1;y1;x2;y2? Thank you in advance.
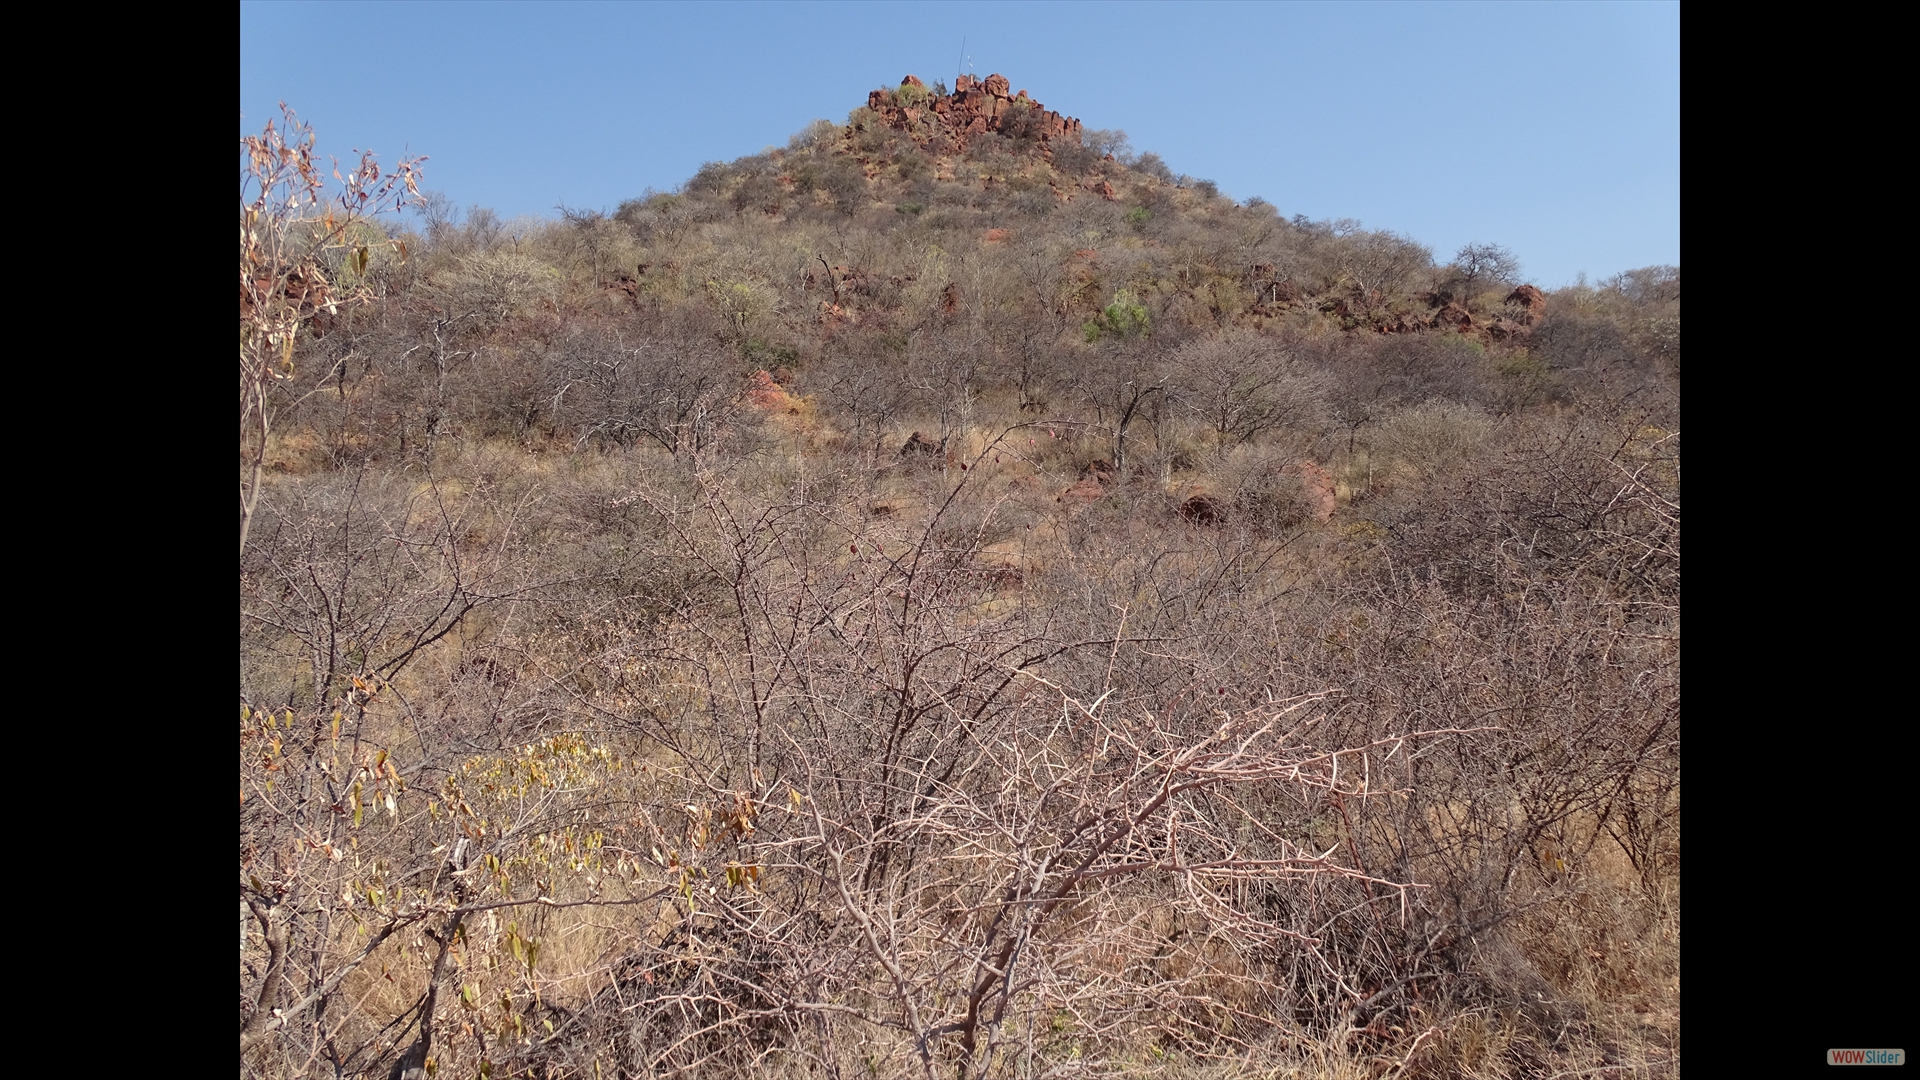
1082;288;1150;342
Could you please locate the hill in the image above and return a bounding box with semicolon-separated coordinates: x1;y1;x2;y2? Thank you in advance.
240;78;1679;1080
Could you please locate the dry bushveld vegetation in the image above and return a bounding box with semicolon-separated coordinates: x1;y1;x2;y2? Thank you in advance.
241;88;1677;1080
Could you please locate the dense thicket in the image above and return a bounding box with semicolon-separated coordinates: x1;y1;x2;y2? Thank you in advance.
241;79;1677;1080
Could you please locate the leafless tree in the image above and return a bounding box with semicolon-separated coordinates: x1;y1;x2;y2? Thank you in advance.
1173;327;1330;452
1451;242;1523;299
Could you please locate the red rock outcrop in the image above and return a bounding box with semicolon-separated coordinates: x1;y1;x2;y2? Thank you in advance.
1485;316;1529;341
866;74;1084;156
1431;302;1476;332
745;370;795;410
1180;493;1224;525
1504;284;1547;322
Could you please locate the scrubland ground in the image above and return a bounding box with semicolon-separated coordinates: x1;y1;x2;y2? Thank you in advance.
242;91;1676;1079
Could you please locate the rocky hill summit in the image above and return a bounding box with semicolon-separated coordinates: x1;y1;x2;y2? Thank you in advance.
865;73;1084;154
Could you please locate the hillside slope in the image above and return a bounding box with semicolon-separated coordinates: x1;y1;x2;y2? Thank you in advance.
240;77;1679;1080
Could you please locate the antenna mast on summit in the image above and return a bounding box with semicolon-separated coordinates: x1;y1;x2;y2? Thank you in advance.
956;37;966;83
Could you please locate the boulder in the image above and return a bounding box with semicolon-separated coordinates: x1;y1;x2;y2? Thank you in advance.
1504;284;1547;321
1180;493;1225;525
1486;317;1528;341
1433;302;1475;332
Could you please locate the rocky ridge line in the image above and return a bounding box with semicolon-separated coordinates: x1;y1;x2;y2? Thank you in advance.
865;73;1084;154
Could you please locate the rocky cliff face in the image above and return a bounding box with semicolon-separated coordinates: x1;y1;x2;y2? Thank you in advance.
865;73;1084;154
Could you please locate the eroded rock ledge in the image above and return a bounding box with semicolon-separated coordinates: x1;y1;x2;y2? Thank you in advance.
866;73;1084;153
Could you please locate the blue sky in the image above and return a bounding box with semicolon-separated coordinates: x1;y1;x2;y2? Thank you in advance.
240;1;1677;287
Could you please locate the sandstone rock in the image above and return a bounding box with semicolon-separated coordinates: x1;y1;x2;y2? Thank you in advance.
864;73;1083;155
1433;302;1475;332
1504;284;1547;321
745;370;790;409
1486;317;1527;341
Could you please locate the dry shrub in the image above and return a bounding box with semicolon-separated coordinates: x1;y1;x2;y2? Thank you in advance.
1369;401;1497;485
1208;443;1327;533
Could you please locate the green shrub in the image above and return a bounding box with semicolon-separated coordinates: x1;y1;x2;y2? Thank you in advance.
1083;289;1151;341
